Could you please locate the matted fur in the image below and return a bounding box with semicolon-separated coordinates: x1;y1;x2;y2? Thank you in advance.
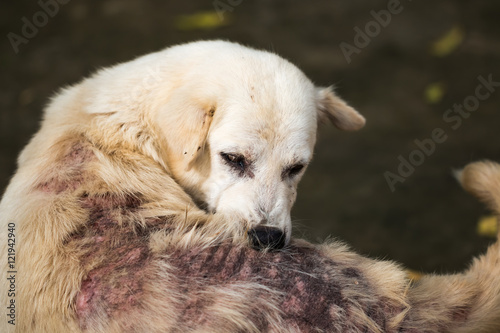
1;41;500;332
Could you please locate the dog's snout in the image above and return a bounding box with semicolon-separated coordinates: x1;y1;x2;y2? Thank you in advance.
257;218;268;225
248;226;286;251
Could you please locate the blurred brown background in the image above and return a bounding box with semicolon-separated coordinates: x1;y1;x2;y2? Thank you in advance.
1;0;499;273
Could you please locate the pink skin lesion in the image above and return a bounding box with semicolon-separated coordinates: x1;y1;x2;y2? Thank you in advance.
74;242;150;329
65;189;155;329
70;199;379;333
54;144;406;331
75;275;98;323
35;142;95;194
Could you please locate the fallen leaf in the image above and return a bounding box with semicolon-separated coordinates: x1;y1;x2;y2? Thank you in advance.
174;11;231;31
477;215;498;237
430;26;464;57
424;82;445;104
406;269;424;282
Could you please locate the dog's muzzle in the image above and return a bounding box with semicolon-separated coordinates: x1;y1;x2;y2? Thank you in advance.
248;225;286;251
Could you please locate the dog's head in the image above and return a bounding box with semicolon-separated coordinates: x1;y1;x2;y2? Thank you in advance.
156;41;365;249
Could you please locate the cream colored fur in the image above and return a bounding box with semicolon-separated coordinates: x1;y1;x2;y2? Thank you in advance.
1;40;500;332
0;40;363;332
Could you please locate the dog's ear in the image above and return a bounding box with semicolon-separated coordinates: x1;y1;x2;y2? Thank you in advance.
316;87;365;131
157;94;216;171
183;103;215;171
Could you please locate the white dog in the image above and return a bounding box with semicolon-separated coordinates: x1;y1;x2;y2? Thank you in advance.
3;40;500;333
74;40;365;247
0;40;365;332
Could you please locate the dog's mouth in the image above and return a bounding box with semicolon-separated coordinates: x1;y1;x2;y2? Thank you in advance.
248;225;287;251
189;192;288;251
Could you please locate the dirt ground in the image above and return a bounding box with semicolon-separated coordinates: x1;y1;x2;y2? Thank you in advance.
1;0;499;273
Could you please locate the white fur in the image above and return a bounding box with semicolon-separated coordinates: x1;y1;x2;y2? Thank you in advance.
79;40;363;242
0;40;365;332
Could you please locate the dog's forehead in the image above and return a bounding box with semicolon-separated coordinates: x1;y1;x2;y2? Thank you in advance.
206;47;319;159
211;100;316;161
218;67;317;133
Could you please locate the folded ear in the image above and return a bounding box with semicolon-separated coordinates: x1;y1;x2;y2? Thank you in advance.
184;104;215;170
156;92;216;171
316;87;366;131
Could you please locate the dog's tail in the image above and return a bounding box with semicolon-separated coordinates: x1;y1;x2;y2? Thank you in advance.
459;161;500;216
401;161;500;333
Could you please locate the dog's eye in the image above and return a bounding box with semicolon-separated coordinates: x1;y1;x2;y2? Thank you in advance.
220;152;247;170
283;164;304;179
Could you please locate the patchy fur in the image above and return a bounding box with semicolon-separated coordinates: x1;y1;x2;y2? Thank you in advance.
64;188;406;332
67;160;500;333
2;41;500;332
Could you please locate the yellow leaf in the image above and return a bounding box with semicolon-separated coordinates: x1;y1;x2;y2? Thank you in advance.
406;269;424;282
424;82;445;104
174;11;231;31
477;216;498;237
430;26;464;57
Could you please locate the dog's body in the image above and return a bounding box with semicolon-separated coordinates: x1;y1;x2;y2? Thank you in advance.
1;41;500;332
0;40;365;332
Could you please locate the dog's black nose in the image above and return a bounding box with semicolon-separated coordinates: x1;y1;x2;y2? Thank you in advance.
248;226;286;251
